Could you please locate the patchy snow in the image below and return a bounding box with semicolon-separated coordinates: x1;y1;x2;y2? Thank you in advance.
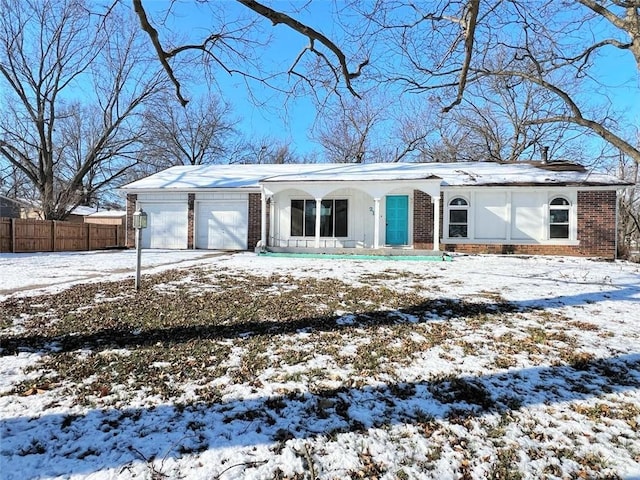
1;251;639;479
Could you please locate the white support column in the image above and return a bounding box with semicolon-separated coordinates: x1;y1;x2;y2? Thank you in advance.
314;198;322;248
373;197;380;249
260;187;267;249
270;199;276;246
432;196;440;251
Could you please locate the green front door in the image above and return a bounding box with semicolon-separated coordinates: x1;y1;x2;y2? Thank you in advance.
386;195;409;245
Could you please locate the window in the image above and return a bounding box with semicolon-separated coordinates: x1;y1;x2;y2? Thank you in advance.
448;197;468;238
549;197;570;239
291;199;348;237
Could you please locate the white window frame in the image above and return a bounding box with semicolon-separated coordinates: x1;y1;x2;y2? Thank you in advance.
447;196;469;238
547;194;575;241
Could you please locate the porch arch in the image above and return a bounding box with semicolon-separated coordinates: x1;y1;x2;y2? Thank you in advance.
261;179;442;251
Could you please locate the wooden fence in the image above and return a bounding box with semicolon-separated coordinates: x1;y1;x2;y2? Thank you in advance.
0;217;124;253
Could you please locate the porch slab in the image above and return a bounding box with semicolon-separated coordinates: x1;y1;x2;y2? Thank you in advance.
260;246;451;261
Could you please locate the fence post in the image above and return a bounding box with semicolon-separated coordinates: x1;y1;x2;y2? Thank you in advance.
51;220;56;252
87;223;91;250
11;218;16;253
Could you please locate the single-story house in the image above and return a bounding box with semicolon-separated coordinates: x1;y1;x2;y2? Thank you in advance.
120;161;631;259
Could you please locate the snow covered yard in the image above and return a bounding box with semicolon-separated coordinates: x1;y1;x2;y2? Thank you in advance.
1;251;639;480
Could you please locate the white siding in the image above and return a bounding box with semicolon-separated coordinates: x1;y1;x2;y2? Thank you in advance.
444;187;579;244
511;192;545;240
474;192;508;240
272;188;377;248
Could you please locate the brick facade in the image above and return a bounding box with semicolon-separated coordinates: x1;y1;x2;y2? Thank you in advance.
576;190;617;258
187;194;195;249
412;190;433;248
413;190;445;250
247;193;262;250
125;193;137;248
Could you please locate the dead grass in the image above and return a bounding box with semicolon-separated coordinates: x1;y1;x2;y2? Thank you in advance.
1;264;638;479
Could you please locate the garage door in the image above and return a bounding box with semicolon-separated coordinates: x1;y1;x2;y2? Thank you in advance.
139;202;188;249
196;201;248;250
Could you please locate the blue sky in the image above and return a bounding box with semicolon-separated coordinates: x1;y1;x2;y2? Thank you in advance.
148;1;640;160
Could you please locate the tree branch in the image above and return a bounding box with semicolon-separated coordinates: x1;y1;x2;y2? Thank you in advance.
442;0;480;113
576;0;629;30
236;0;368;97
132;0;189;106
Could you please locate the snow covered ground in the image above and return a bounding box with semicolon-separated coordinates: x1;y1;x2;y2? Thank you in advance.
0;250;226;300
1;251;639;479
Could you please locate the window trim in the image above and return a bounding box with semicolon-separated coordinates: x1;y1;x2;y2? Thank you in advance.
290;198;349;238
549;195;571;240
447;196;469;238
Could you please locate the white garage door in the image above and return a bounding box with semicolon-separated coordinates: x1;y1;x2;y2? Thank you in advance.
139;202;188;249
196;201;248;250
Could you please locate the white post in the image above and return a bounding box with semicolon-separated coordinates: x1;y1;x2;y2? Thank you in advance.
314;198;322;248
373;198;380;249
432;196;440;252
260;188;267;250
135;227;142;291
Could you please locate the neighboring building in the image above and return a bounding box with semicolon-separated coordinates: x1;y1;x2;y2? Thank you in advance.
66;205;100;223
0;195;20;218
0;195;42;219
84;210;126;226
120;161;632;259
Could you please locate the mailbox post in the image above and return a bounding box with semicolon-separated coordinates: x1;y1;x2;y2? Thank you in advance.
132;208;148;291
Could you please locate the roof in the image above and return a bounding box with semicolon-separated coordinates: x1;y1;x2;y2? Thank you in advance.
69;206;100;216
86;210;126;218
0;195;39;208
119;162;630;191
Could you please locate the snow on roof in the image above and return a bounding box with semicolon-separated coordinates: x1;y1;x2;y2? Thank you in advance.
85;210;126;218
120;162;629;191
0;195;39;207
69;206;99;216
120;164;307;190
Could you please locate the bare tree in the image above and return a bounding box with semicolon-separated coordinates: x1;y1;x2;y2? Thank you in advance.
0;0;167;219
132;0;369;107
313;93;434;163
140;94;237;170
229;136;299;165
615;142;640;257
355;0;640;164
430;75;585;163
313;96;383;163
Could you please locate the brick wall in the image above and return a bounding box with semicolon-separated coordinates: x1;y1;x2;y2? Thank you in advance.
442;243;587;256
125;193;137;248
413;190;433;247
413;191;444;250
187;194;195;249
577;190;617;258
247;193;262;250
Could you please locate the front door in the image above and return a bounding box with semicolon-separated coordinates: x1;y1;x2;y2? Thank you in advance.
385;195;409;245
